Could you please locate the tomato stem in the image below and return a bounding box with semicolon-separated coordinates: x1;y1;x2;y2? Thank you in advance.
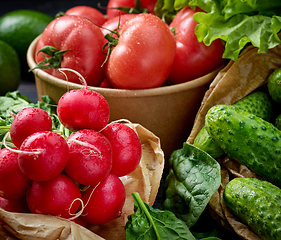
29;46;69;72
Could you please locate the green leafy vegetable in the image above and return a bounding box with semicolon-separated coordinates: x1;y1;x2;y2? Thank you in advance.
125;192;196;240
154;0;281;61
0;91;68;143
219;0;281;19
162;142;221;228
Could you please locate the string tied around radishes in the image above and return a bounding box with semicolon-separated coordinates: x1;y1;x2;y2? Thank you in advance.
67;181;101;221
2;132;44;155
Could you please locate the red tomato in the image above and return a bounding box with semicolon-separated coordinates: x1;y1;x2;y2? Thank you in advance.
142;0;157;14
65;5;107;25
105;13;176;89
168;7;225;84
99;78;113;88
106;0;157;20
101;13;137;36
35;15;106;87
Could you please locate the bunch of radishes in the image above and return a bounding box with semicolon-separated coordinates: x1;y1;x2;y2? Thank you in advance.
0;73;142;226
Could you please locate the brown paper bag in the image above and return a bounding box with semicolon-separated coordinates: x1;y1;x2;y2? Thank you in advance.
0;123;165;240
187;43;281;240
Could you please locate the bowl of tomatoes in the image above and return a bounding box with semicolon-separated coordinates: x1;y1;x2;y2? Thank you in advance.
27;6;226;161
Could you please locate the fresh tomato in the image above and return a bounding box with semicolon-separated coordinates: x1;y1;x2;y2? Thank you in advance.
105;13;176;89
101;13;137;36
64;5;107;26
106;0;157;20
168;7;225;84
34;15;106;87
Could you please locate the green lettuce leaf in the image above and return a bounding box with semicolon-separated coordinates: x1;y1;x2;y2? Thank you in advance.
162;142;221;228
194;10;281;61
219;0;281;19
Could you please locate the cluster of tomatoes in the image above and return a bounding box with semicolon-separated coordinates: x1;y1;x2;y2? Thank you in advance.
33;0;225;90
0;85;142;227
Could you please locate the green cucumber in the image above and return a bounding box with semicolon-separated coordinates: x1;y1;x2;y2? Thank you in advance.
194;91;272;158
205;104;281;187
275;113;281;130
267;67;281;103
223;177;281;240
193;126;224;158
233;91;272;122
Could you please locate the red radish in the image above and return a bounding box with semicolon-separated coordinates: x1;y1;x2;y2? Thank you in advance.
64;129;112;186
26;173;81;218
101;122;142;176
0;148;30;200
81;173;126;225
0;196;30;213
18;131;69;182
56;68;110;132
10;107;52;148
57;89;110;132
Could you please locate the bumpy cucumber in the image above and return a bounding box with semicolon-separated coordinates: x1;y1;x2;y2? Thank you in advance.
233;91;272;122
205;104;281;187
275;113;281;130
194;91;272;158
193;126;224;158
267;67;281;103
224;177;281;240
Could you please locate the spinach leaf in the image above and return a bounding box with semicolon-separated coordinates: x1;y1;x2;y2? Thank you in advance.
162;142;221;228
192;230;219;240
200;238;221;240
125;192;195;240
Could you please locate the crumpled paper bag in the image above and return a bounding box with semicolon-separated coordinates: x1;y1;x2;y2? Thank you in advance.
187;43;281;240
0;123;165;240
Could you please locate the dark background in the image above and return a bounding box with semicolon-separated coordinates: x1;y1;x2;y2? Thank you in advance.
1;1;109;17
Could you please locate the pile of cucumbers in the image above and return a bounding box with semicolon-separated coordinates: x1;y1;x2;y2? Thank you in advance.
194;68;281;240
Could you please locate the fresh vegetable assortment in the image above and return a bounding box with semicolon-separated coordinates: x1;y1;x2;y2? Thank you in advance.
31;1;227;89
185;63;281;239
1;0;281;239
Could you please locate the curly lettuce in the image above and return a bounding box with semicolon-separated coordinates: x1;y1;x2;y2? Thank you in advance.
155;0;281;61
